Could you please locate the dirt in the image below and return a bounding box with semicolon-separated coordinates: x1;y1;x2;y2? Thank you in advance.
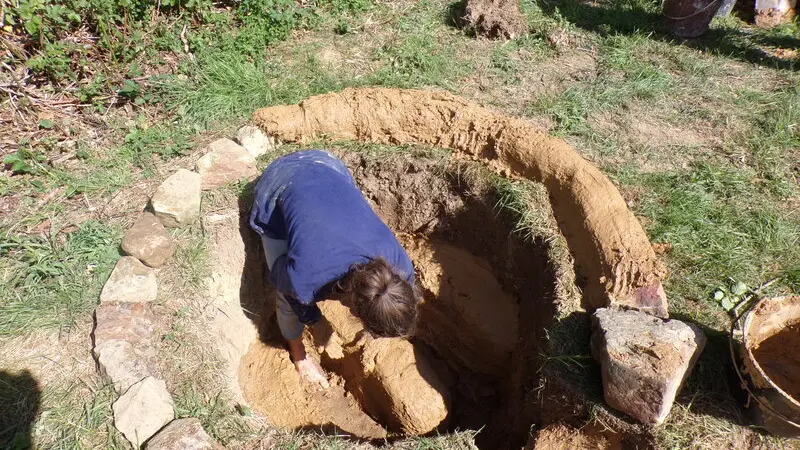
457;0;529;40
252;88;668;317
314;299;450;436
527;423;624;450
753;322;800;401
238;340;388;439
398;234;519;376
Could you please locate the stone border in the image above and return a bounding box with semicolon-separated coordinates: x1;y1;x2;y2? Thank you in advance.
91;135;267;448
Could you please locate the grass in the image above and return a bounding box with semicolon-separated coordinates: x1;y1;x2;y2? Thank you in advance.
0;220;122;336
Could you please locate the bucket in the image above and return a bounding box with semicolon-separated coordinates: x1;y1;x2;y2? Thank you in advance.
663;0;723;39
732;296;800;437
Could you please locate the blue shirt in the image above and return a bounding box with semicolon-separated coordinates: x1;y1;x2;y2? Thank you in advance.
249;150;415;324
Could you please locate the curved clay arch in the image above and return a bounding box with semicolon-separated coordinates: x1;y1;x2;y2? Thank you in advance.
253;88;668;316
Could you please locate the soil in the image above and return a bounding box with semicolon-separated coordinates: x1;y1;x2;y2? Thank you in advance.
527;423;624;450
235;151;564;448
398;234;519;376
753;322;800;401
252;88;668;317
457;0;529;40
238;340;388;439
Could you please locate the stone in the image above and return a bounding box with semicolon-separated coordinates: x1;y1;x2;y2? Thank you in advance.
121;212;177;268
93;302;156;393
236;125;276;158
113;377;175;448
151;169;201;228
145;418;224;450
591;307;706;425
99;257;158;304
195;138;257;190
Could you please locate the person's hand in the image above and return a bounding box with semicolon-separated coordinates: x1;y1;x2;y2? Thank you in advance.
295;357;330;389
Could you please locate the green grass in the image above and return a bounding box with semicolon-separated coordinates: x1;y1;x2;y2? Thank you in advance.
0;220;122;336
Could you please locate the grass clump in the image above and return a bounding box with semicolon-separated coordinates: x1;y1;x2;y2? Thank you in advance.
618;162;800;327
0;220;122;335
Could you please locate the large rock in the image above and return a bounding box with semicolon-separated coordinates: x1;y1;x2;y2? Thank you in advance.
145;418;223;450
113;377;175;447
151;169;201;228
236;125;276;158
99;256;158;304
121;212;177;268
195;138;257;190
591;307;706;424
93;302;156;393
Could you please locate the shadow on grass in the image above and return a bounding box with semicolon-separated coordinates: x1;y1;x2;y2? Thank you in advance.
538;0;799;71
0;370;41;449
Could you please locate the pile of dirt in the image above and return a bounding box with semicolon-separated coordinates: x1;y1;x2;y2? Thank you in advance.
753;321;800;401
527;423;624;450
253;88;668;317
457;0;529;40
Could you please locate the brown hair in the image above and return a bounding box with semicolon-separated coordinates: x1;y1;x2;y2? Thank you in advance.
343;258;419;338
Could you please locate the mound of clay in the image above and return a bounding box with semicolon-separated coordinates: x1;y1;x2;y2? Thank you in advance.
252;88;668;317
460;0;529;40
399;234;518;376
315;300;450;435
238;341;387;439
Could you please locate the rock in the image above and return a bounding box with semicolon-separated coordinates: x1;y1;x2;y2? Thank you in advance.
93;302;156;393
591;307;706;424
121;212;177;268
236;125;276;158
113;377;175;447
195;138;257;190
99;257;158;304
151;169;201;228
145;418;223;450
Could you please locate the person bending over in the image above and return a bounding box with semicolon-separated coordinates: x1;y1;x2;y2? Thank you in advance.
249;150;419;388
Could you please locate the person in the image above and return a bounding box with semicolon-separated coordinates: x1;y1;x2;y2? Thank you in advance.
249;150;419;388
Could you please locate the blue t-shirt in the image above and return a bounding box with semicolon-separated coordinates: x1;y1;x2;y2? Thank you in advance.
249;150;415;324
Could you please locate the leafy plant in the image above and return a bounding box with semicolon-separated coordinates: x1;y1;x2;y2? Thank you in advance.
712;280;750;312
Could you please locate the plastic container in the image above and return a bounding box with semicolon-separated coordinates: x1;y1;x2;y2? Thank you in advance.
663;0;723;39
732;296;800;437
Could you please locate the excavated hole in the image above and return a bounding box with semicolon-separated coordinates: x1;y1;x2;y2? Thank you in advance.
236;151;561;448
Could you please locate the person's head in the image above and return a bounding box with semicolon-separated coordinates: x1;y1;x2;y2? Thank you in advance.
343;258;419;338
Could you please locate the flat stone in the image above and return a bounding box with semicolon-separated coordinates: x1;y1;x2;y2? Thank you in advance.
121;212;177;268
151;169;201;228
591;307;706;424
94;302;156;393
99;257;158;304
195;138;257;190
145;418;224;450
113;377;175;448
236;125;276;158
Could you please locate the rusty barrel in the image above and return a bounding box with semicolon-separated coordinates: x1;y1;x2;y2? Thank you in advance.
736;296;800;437
663;0;722;38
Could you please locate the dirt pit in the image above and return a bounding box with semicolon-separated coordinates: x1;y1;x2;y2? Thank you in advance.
753;321;800;401
237;151;561;448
